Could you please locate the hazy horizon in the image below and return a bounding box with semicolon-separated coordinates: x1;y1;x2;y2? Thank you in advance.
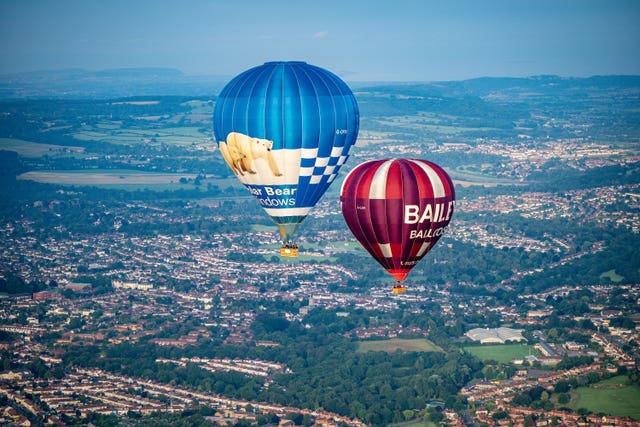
2;65;640;83
1;0;639;82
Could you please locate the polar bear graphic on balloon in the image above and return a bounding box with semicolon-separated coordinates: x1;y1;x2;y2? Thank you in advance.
219;132;283;177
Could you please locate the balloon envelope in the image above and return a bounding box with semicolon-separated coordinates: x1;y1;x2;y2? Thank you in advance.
214;61;359;241
340;158;455;282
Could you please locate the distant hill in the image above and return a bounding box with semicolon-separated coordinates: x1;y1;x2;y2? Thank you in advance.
0;68;230;99
2;69;638;101
354;74;640;97
441;74;640;97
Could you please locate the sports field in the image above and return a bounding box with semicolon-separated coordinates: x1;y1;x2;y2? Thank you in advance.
357;338;443;353
568;376;640;420
463;343;539;364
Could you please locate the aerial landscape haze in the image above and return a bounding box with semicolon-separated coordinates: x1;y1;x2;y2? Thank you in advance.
0;1;639;426
0;68;638;427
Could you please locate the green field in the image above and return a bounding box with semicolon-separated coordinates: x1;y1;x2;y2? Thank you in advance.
358;338;443;353
73;125;208;146
568;376;640;420
374;116;496;135
463;344;539;364
15;170;246;193
17;169;198;186
0;137;85;157
450;167;527;187
600;269;624;282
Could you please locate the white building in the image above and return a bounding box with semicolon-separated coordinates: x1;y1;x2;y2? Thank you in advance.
465;327;527;344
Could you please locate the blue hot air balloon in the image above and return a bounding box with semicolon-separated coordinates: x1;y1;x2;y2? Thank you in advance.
214;61;359;255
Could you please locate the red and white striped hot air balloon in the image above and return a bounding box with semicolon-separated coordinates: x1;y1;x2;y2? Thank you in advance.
340;158;455;290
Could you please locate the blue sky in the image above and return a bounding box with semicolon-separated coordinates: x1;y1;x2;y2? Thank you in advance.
1;0;639;81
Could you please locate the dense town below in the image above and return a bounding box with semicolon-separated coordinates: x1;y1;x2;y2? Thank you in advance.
0;72;639;426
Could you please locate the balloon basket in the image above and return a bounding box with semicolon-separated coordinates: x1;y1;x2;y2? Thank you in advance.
280;244;299;257
391;284;407;294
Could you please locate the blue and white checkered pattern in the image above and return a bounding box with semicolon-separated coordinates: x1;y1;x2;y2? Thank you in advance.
299;146;350;185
